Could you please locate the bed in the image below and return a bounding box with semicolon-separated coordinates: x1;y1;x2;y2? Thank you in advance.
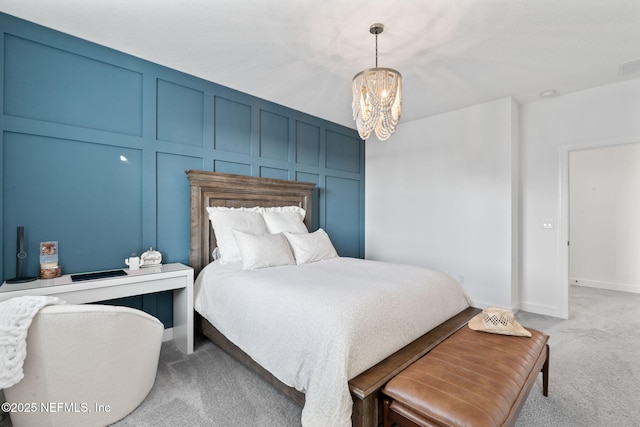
186;170;480;427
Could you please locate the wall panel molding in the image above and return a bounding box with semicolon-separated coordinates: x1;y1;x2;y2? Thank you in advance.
156;79;205;146
0;12;364;326
4;34;143;136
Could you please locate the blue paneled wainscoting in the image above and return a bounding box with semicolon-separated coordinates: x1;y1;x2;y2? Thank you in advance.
0;13;364;327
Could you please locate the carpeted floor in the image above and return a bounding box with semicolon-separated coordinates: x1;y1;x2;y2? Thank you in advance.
112;334;303;427
516;285;640;427
114;285;640;427
3;285;639;426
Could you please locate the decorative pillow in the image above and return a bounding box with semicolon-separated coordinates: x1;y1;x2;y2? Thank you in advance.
233;231;295;270
263;208;308;234
284;228;338;265
206;207;268;264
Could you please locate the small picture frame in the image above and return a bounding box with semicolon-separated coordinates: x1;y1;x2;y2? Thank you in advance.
40;241;59;265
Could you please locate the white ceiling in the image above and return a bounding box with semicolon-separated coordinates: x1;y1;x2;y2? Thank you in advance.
2;0;640;130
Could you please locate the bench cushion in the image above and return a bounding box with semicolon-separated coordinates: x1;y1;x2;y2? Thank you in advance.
383;326;548;427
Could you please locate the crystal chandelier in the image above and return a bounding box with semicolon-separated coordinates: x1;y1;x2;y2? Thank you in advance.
352;23;402;141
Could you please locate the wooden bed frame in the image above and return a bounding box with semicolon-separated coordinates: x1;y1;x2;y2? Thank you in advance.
186;170;480;427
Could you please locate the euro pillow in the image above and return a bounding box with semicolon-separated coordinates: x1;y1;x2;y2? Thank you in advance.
284;228;338;265
233;231;295;270
261;206;305;218
263;206;308;234
206;207;268;264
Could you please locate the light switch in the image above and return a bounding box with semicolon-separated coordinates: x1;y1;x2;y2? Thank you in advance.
542;220;554;229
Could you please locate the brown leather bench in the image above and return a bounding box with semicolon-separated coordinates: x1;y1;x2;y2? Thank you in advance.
382;325;549;427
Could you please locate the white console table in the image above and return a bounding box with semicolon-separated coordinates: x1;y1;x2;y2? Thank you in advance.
0;263;194;354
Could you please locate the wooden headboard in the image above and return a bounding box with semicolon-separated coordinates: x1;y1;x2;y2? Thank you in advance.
186;170;315;276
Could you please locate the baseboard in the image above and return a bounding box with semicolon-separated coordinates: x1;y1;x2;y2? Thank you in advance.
472;300;520;313
162;327;174;342
571;278;640;294
518;301;567;319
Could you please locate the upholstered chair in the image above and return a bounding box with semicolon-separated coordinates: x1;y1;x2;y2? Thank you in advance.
4;304;163;427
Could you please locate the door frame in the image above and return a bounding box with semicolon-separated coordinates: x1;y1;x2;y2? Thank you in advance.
558;136;640;318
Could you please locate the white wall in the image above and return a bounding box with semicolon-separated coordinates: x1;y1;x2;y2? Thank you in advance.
365;97;518;308
569;143;640;293
520;77;640;317
365;76;640;318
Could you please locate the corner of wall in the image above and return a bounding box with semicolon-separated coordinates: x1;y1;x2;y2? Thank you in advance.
510;98;520;309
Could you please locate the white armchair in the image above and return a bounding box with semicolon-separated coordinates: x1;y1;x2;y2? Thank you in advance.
4;304;163;427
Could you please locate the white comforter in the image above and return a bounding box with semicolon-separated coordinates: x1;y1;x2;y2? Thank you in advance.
194;257;471;427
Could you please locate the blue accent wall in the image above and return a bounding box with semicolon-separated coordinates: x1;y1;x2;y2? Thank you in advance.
0;13;365;326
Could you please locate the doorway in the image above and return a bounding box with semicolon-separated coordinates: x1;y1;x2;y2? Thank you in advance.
559;139;640;317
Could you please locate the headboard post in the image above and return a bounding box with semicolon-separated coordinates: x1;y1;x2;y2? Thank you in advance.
186;170;316;277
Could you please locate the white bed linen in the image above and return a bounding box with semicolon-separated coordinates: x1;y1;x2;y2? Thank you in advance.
194;257;471;427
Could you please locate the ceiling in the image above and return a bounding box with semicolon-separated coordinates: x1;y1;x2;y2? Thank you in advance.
2;0;640;130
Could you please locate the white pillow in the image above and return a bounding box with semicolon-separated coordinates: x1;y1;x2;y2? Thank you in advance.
260;206;306;217
233;231;295;270
206;207;268;264
284;228;338;265
263;210;308;234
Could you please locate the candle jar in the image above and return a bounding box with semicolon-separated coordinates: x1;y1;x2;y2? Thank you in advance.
40;265;62;279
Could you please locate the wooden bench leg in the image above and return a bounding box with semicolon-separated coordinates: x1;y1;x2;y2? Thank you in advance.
382;399;391;427
542;344;550;397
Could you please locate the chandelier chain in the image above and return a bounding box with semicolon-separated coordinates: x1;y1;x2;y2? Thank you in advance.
375;33;378;68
